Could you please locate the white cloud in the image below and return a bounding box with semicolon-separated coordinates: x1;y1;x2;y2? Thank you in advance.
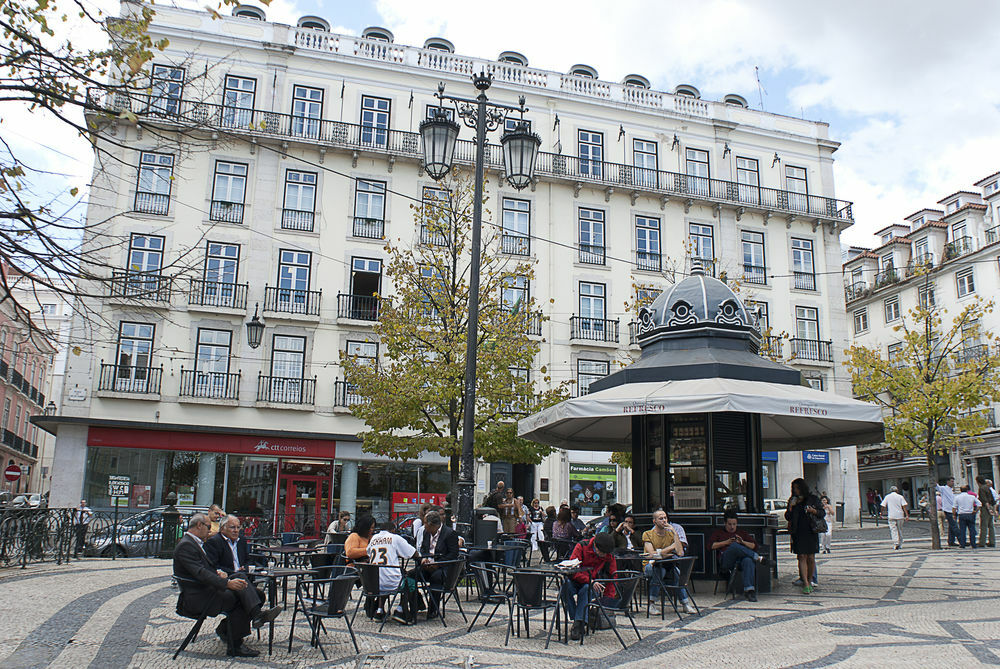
374;0;1000;247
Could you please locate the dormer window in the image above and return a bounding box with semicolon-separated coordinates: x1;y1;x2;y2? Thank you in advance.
912;216;924;226
674;84;701;99
622;74;650;89
297;16;329;30
362;26;394;42
987;182;999;194
569;64;598;79
423;37;455;53
946;201;959;213
723;94;748;108
232;5;265;20
498;51;528;66
880;232;893;244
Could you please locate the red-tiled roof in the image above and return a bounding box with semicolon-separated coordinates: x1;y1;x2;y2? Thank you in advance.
974;171;1000;187
937;190;982;204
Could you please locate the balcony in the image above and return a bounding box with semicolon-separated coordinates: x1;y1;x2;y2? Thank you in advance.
97;363;163;394
263;286;322;317
256;375;316;405
353;217;384;239
179;369;241;400
188;279;248;311
634;251;661;272
945;236;976;260
10;370;22;391
209;200;244;224
133;191;169;215
502;308;542;336
844;282;870;303
501;234;531;256
281;209;315;232
628;321;639;345
987;226;1000;245
333;379;368;407
578;244;606;265
337;294;381;321
960;407;997;430
954;344;989;365
874;268;899;288
789;338;834;363
87;89;856;224
760;335;783;359
906;253;935;276
742;264;767;286
420;225;449;246
793;272;816;291
109;270;172;302
0;360;7;379
570;316;619;343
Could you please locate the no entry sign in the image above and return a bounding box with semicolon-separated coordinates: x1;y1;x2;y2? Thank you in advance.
4;464;21;482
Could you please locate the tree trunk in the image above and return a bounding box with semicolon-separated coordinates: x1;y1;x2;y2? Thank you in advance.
926;451;942;550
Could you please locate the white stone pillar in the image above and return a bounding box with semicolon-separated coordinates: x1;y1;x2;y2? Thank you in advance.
48;423;88;508
339;460;358;517
196;453;217;507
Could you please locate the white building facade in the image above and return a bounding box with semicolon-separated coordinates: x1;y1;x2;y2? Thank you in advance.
40;2;861;526
844;172;1000;508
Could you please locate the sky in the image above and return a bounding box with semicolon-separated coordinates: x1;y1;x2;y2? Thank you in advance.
9;0;1000;249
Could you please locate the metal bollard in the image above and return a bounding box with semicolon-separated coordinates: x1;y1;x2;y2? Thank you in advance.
159;492;181;559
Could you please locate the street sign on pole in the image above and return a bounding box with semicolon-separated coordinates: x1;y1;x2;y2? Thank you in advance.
4;464;20;482
107;474;131;499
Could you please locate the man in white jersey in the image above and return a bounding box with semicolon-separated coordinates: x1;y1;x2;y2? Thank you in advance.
366;523;417;623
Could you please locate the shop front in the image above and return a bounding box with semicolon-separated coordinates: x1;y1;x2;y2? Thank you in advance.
858;449;939;514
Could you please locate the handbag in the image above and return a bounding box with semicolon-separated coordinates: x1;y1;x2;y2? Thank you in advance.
809;509;828;534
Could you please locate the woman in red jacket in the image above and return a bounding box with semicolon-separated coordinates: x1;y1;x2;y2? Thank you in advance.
561;532;617;640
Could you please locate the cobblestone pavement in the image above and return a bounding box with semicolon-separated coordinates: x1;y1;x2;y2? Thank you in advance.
2;526;999;668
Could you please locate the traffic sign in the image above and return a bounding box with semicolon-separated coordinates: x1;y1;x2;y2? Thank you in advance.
4;464;20;482
108;474;131;498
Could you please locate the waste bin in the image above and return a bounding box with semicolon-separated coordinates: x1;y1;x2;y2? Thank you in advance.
835;502;844;524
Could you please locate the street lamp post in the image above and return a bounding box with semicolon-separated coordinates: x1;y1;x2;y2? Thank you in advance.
420;73;541;532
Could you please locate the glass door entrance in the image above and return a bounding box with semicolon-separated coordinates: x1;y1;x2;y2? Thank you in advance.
277;476;330;538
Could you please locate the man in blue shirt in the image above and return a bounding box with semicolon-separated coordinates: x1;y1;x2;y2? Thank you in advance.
937;477;960;547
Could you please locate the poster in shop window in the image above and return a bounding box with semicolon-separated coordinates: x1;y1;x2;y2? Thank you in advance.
132;484;151;509
569;463;617;516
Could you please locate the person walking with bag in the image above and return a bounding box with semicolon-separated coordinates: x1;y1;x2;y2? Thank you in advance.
880;486;909;549
785;478;823;594
820;496;835;554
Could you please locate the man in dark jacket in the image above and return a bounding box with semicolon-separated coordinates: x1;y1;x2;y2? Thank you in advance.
173;513;281;657
415;511;460;618
561;532;617;640
204;515;252;575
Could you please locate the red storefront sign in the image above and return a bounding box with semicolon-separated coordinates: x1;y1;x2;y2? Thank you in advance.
87;427;336;459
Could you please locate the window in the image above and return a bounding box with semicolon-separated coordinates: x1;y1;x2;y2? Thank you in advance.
501;275;529;311
579;282;606;321
881;254;894;271
344;258;382;320
282;171;317;231
150;64;183;115
420;187;449;245
135;152;173;215
268;335;306;402
946;201;958;213
791;238;816;290
501;198;530;255
884;297;900;323
192;329;232;396
914;237;929;263
746;300;768;330
577;359;609;395
805;376;824;391
222;75;256;127
360;95;391;147
353;180;386;238
210;161;247;223
952;222;967;240
197;242;240;308
578;208;605;264
635;217;661;271
40;304;56;316
689;223;714;273
1;398;8;431
785;165;808;211
957;268;975;297
795;306;819;341
887;343;902;360
418;265;442;318
736;157;760;204
853;308;869;334
291;85;323;138
635;286;660;307
275;250;312;312
685;148;710;195
504;117;531;133
633;139;657;188
741;230;765;284
578;130;603;178
114;322;155;392
918;284;936;308
346;340;378;366
127;233;163;274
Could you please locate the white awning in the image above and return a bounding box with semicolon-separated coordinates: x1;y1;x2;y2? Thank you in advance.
518;377;884;452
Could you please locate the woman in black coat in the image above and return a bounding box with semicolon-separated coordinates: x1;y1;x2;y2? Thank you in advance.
785;477;823;594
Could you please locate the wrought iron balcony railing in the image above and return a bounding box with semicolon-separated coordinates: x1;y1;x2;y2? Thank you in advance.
337;293;381;321
133;191;169;215
97;363;163;394
188;279;248;310
760;335;783;359
87;89;855;223
179;369;241;400
793;271;816;291
333;379;368;407
501;308;542;336
742;264;767;285
263;285;322;316
419;225;449;246
954;344;989;365
945;236;976;260
281;209;315;232
501;234;531;256
789;338;833;362
570;316;619;343
635;251;661;272
256;375;316;405
578;244;606;265
209;200;244;224
352;217;384;239
109;270;172;301
844;282;870;303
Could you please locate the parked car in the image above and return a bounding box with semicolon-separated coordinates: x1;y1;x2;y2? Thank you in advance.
8;493;44;509
764;498;789;531
85;505;210;557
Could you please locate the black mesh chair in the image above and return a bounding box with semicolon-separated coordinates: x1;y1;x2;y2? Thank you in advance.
551;538;577;560
507;569;564;649
467;562;512;633
416;558;467;627
351;562;407;632
172;575;233;659
654;556;700;620
583;571;642;649
298;575;360;658
502;539;530;568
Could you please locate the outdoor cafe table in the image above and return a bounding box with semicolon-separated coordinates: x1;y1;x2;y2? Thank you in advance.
464;544;522;565
255;545;322;569
641;555;685;619
252;566;319;609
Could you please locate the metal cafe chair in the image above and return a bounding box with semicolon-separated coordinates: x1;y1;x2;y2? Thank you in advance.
651;556;701;621
351;562;408;632
466;562;513;633
296;575;360;658
584;571;642;649
506;569;564;649
416;558;468;627
171;575;233;659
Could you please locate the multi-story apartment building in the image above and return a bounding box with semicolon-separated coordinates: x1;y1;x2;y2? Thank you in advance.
0;271;56;493
38;2;861;525
844;171;1000;507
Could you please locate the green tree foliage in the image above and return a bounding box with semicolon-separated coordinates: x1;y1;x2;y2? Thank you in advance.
847;292;1000;549
341;171;568;480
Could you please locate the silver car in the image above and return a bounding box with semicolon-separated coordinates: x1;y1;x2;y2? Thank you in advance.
764;498;789;531
85;505;210;557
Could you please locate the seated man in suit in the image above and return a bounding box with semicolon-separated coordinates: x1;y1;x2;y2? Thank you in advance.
204;515;253;576
173;513;281;657
414;511;459;619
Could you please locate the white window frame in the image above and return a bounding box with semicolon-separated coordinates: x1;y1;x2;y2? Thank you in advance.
883;297;900;323
853;308;869;334
956;268;975;297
